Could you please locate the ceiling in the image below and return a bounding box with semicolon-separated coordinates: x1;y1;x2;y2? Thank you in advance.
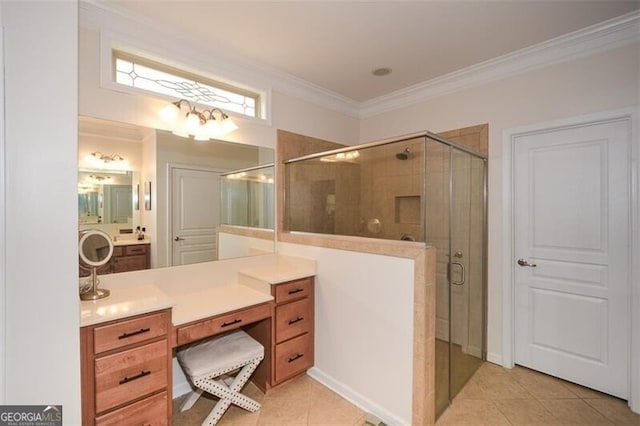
107;1;638;102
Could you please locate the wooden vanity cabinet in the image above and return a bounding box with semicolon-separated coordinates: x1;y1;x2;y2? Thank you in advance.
81;309;172;425
111;244;150;273
79;244;150;277
271;277;314;385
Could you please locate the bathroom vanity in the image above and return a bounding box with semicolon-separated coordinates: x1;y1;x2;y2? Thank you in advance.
79;255;316;425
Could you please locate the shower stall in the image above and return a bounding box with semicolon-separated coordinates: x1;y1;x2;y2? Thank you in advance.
284;132;487;419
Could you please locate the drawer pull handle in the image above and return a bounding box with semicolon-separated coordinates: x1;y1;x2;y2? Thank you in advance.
288;316;304;325
288;288;304;295
221;319;242;328
288;353;304;363
119;370;151;385
118;327;151;340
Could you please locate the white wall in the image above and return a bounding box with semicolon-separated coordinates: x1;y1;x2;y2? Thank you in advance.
3;1;81;423
360;43;640;363
278;242;415;425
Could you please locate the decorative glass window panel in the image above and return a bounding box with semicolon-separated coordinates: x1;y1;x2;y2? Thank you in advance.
113;51;260;118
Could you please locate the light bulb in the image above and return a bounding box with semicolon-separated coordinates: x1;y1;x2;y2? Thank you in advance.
160;103;180;123
220;117;238;135
185;112;201;134
205;119;222;138
194;126;209;141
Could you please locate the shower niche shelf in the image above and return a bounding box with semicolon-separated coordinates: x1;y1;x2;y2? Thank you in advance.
394;195;421;224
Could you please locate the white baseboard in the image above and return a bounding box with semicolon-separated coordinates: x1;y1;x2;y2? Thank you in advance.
307;367;409;426
486;352;504;367
465;344;482;358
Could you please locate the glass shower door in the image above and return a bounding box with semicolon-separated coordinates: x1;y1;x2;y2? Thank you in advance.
449;147;485;399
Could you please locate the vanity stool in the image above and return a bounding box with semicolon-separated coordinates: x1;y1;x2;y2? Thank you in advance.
177;329;264;425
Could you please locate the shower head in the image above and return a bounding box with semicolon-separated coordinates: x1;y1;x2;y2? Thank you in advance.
396;148;411;160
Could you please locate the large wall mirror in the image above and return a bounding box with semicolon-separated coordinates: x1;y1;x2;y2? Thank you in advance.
78;116;275;276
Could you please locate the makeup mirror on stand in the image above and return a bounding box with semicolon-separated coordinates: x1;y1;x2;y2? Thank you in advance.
79;229;113;300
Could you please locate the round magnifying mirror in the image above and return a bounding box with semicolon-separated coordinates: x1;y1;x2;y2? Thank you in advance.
79;229;113;300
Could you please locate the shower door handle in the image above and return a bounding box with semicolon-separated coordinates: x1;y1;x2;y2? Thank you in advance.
451;262;465;286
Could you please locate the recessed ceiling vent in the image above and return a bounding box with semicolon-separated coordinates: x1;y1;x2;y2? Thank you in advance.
372;67;392;76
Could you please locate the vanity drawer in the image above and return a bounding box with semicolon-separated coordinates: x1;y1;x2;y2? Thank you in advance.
95;390;168;426
273;277;312;304
176;302;271;346
275;298;311;343
94;311;169;354
125;244;148;255
95;340;168;414
113;254;148;273
274;333;313;383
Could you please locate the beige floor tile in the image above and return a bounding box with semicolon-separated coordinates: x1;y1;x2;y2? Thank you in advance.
509;369;579;400
584;397;640;425
494;399;558;425
475;374;534;400
436;399;511;425
307;389;366;425
539;399;614;425
264;374;314;401
561;381;610;399
454;380;488;400
255;397;310;425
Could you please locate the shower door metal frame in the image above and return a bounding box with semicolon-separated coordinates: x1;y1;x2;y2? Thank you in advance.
425;133;488;412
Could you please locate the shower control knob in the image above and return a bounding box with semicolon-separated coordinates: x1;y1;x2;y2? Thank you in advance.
517;258;537;267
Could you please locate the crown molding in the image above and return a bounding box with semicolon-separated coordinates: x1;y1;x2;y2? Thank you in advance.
79;2;639;122
359;10;640;118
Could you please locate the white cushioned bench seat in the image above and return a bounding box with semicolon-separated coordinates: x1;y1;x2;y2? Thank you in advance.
177;330;264;426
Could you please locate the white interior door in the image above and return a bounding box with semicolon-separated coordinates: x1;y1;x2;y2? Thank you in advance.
171;167;221;266
514;119;630;398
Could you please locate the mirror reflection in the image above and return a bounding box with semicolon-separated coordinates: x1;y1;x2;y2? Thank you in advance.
78;116;275;276
78;169;134;225
221;164;275;229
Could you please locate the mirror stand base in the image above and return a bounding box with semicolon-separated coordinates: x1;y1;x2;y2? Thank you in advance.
80;288;110;301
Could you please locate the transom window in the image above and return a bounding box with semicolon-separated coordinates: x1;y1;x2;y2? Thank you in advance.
113;51;260;118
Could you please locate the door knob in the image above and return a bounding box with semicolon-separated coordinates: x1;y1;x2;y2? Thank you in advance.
174;236;185;241
517;258;537;267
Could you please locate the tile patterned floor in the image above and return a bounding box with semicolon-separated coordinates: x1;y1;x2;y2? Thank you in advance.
172;374;367;425
436;362;640;425
173;363;640;425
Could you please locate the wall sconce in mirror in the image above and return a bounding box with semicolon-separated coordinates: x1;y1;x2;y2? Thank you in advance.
161;99;238;140
144;181;152;211
134;183;140;211
85;151;128;170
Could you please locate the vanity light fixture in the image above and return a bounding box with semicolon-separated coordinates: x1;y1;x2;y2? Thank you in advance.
161;99;239;140
90;152;124;163
88;175;113;185
86;152;127;170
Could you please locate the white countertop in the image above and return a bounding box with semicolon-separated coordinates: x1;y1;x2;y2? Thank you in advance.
170;284;273;326
79;254;315;328
239;257;316;284
113;238;151;246
80;284;174;327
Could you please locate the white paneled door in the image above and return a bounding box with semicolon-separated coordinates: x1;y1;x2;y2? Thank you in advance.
171;166;222;266
514;118;630;398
